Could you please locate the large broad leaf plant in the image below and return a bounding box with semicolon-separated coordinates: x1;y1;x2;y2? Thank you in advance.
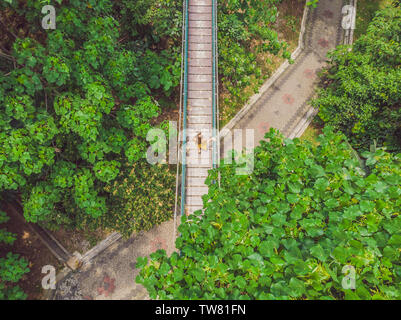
137;127;401;300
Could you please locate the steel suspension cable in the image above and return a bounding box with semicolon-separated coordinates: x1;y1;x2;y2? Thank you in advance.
212;0;217;170
214;0;221;185
173;0;188;241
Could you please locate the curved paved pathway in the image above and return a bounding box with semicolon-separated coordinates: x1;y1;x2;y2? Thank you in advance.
223;0;344;152
53;0;346;300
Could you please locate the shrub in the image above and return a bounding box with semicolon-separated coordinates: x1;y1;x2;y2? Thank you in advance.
0;252;29;283
136;128;401;300
313;6;401;152
0;0;177;233
0;211;29;300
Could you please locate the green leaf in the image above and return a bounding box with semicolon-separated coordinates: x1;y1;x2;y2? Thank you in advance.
314;178;329;191
293;260;309;275
159;262;170;276
173;269;184;282
289;277;306;297
193;269;205;282
235;276;247;289
344;290;360;300
259;240;276;258
248;253;264;266
310;245;327;262
309;165;326;178
388;235;401;246
332;246;348;263
360;200;375;213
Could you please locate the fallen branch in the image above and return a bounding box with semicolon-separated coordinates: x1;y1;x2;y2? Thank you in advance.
0;50;15;61
0;17;18;40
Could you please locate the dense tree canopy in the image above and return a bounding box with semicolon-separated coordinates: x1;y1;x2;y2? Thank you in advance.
313;6;401;153
137;128;401;299
0;0;179;233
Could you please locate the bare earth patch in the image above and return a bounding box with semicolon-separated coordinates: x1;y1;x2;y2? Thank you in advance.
1;203;61;300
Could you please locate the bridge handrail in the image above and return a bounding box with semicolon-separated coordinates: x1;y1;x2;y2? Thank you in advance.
176;0;219;224
180;0;189;217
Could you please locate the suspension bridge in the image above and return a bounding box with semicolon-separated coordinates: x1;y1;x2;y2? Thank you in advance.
174;0;219;222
